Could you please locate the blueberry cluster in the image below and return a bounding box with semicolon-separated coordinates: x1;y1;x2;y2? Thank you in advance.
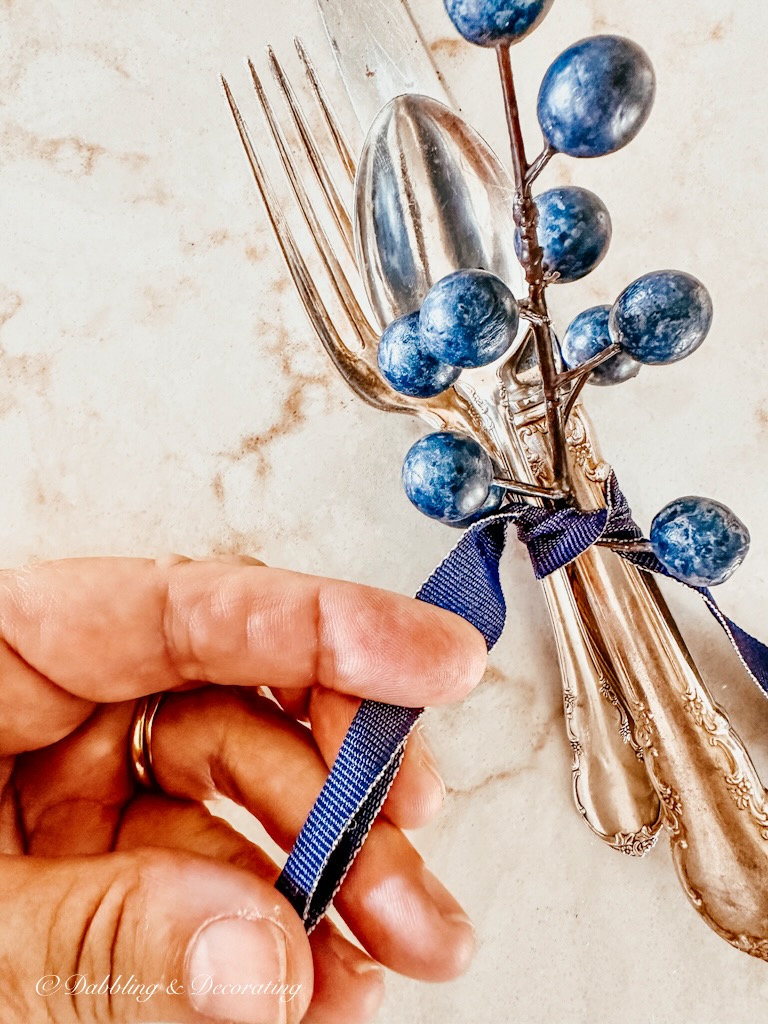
377;269;518;527
561;269;714;384
386;0;751;586
378;269;519;398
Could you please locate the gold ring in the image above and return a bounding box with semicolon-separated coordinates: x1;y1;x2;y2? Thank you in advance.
128;693;165;789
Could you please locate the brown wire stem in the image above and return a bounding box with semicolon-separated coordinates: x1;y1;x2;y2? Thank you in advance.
493;476;567;501
557;344;622;388
496;43;572;502
525;144;555;186
561;372;590;426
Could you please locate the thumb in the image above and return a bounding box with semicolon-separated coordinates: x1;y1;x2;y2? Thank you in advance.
0;848;313;1024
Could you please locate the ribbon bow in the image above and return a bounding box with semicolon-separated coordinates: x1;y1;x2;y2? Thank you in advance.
276;473;768;930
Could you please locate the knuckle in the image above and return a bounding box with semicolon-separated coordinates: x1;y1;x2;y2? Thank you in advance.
0;953;39;1023
45;853;157;1023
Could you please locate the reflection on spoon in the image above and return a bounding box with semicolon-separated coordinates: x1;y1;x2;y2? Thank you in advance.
354;93;524;330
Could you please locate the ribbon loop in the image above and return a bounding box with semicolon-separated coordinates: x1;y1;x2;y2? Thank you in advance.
276;472;768;931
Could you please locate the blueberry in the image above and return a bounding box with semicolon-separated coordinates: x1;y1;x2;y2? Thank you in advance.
650;496;750;587
517;187;611;283
443;0;554;46
446;484;505;528
537;36;655;158
609;270;713;365
419;269;519;369
402;431;494;522
377;311;461;398
561;306;641;386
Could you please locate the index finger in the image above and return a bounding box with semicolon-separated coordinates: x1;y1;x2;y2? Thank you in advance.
0;557;487;707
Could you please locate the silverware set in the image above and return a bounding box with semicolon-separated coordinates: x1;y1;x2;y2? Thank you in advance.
222;3;768;962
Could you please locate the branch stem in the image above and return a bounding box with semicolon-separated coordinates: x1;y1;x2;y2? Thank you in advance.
493;477;567;501
556;344;621;387
561;372;590;426
496;43;572;502
525;145;555;186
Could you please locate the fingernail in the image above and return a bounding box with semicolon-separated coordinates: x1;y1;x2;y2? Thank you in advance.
421;867;474;930
154;552;193;569
217;554;267;567
416;731;446;798
330;930;384;979
420;751;447;799
441;909;476;932
187;916;289;1024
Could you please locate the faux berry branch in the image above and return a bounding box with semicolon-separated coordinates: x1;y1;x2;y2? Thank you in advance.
375;0;750;587
230;0;768;959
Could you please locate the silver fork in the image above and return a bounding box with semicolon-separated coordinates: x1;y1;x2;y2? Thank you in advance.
222;47;417;415
221;45;560;491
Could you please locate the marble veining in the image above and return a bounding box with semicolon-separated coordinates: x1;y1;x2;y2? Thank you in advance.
2;0;768;1021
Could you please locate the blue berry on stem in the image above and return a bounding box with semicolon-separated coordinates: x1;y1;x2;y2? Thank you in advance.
562;306;641;386
378;311;461;398
419;269;519;369
443;0;554;47
517;187;611;283
651;496;750;587
402;431;494;522
537;36;655;158
609;270;713;365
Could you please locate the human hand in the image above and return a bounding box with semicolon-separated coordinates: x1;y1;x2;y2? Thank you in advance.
0;556;487;1024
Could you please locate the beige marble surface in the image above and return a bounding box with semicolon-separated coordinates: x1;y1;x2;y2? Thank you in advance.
3;0;768;1021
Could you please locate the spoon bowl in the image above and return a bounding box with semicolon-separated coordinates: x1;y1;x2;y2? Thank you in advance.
354;94;525;332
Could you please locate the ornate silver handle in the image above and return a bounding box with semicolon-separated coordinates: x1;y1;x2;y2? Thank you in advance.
496;399;662;852
512;402;768;958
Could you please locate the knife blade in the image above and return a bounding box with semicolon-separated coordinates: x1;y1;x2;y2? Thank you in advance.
317;0;454;130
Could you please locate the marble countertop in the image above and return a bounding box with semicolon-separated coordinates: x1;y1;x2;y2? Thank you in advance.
2;0;768;1021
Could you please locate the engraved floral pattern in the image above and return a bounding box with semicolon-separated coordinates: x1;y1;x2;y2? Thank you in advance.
726;774;753;810
658;784;683;837
611;824;661;857
628;700;656;755
660;785;682;816
730;934;768;962
681;686;708;728
721;772;768;839
562;687;577;715
565;410;611;483
517;419;552;485
599;679;632;744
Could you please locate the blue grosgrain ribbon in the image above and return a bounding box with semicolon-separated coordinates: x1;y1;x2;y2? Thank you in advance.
276;473;768;930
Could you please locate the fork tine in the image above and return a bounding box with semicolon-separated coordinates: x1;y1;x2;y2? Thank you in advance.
294;38;357;187
247;58;376;352
221;75;412;414
267;46;355;259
